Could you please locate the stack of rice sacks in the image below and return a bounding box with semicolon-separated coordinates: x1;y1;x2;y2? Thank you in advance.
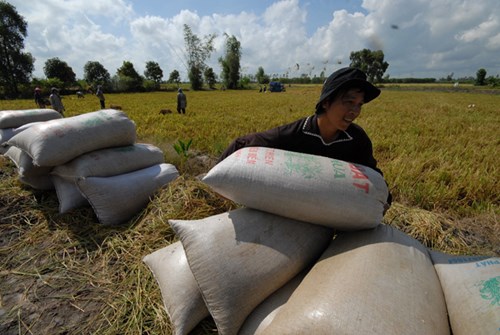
1;109;178;225
143;146;497;335
1;109;63;188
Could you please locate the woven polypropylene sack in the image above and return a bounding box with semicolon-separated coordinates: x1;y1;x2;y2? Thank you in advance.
169;208;334;335
77;163;178;225
7;109;136;167
0;122;42;154
261;225;450;335
202;147;388;230
143;241;209;335
4;145;54;190
51;175;88;212
0;128;14;154
430;251;500;335
239;270;308;335
51;143;165;213
0;109;62;128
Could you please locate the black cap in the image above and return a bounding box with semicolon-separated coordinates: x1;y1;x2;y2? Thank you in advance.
315;67;380;113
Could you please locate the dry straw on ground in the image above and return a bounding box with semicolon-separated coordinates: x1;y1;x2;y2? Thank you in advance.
1;153;498;335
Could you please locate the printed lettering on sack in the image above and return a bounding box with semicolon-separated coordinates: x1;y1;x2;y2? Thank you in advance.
283;151;321;179
246;147;259;165
477;276;500;306
447;256;490;264
349;164;370;193
82;114;107;127
265;148;275;165
331;159;346;179
476;259;500;268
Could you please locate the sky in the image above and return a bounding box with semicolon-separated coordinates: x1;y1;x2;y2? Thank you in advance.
7;0;500;81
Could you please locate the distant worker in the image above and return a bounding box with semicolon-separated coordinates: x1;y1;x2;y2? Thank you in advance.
34;87;45;108
177;88;187;114
96;85;105;109
49;87;65;116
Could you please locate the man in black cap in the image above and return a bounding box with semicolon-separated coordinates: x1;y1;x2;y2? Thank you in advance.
218;67;391;206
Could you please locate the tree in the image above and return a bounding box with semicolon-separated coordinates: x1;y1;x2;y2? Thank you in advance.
219;34;241;89
255;66;270;84
144;61;163;85
349;49;388;83
0;1;34;98
183;24;216;90
204;67;217;89
486;75;499;87
475;68;487;86
44;57;76;85
168;69;181;87
83;61;111;89
116;61;143;92
188;65;203;91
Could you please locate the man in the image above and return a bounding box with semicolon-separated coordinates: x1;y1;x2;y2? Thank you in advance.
219;67;392;208
34;87;45;108
96;85;105;109
49;87;65;116
177;88;187;114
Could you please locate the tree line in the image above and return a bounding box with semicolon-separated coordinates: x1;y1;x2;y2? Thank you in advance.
1;1;497;100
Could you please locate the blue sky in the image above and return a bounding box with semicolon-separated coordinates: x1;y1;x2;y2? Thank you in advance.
8;0;500;81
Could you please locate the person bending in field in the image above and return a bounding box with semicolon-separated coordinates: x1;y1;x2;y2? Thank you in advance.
219;67;392;209
49;87;65;116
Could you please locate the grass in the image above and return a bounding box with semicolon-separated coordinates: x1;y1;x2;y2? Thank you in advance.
0;85;499;334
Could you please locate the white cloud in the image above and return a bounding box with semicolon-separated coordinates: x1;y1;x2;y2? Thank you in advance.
8;0;500;80
487;32;500;50
456;15;499;43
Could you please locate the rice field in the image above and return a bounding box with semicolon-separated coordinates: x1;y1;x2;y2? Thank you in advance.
0;85;498;334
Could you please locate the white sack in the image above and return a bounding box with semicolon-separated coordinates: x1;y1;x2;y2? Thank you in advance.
142;241;209;335
0;127;14;143
0;128;14;155
0;109;62;128
77;163;178;225
203;147;388;230
430;251;500;335
51;175;87;211
51;143;165;213
0;122;42;154
7;109;136;167
262;224;450;335
4;145;54;190
169;208;334;335
239;270;307;335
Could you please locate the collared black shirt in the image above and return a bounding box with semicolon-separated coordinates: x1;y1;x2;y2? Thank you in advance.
220;114;379;170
